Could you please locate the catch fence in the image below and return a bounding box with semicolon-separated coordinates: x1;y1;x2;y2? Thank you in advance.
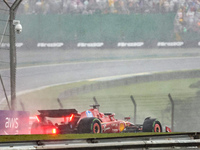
0;0;11;110
56;70;200;132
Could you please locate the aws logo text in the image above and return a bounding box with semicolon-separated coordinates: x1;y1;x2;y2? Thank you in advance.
5;117;19;129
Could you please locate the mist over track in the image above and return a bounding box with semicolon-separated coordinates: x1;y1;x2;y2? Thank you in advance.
1;48;200;94
15;56;200;93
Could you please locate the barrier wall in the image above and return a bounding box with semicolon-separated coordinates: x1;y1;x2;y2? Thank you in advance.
0;110;29;135
16;13;173;46
1;13;199;48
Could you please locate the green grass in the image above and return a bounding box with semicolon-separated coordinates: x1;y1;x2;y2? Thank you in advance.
63;78;200;125
17;77;200;127
0;132;179;142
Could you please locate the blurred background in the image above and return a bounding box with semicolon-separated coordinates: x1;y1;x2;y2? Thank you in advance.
2;0;200;48
0;0;200;132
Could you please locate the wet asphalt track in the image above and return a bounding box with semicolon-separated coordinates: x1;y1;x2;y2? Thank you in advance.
14;56;200;93
1;49;200;94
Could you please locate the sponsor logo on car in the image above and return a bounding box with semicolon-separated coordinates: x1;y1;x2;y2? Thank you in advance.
86;111;93;117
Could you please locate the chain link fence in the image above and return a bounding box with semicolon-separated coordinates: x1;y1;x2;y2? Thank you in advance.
0;0;11;110
57;70;200;132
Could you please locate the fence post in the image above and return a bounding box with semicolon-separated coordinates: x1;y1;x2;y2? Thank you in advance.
57;98;63;109
0;74;11;110
93;96;99;111
168;93;174;132
130;95;137;124
20;101;25;111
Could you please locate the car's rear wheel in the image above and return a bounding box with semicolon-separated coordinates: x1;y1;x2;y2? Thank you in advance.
142;118;162;132
78;117;101;133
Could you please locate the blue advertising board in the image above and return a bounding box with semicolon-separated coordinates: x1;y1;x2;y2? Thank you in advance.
0;110;30;135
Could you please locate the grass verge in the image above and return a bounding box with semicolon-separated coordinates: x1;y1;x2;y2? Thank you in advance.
16;76;200;126
0;132;179;142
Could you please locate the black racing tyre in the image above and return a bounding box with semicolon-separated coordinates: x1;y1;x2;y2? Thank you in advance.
142;118;162;132
31;121;45;134
77;117;101;133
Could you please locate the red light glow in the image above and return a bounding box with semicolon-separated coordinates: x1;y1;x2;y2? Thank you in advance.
36;115;40;122
70;114;74;122
52;128;57;134
65;114;74;122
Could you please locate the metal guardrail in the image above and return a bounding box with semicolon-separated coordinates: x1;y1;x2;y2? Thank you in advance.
0;132;200;149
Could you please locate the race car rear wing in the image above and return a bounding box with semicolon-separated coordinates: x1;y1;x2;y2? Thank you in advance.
38;109;78;118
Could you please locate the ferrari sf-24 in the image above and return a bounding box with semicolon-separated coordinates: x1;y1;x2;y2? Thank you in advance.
31;104;171;134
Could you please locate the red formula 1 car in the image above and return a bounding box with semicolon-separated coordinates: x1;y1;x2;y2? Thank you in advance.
31;104;171;134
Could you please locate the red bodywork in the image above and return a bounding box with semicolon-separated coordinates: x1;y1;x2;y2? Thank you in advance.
79;108;132;133
31;105;169;134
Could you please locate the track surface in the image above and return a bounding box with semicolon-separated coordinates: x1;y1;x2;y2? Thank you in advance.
1;49;200;94
14;57;200;92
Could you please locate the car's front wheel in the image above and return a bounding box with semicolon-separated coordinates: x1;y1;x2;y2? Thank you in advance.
142;117;162;132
